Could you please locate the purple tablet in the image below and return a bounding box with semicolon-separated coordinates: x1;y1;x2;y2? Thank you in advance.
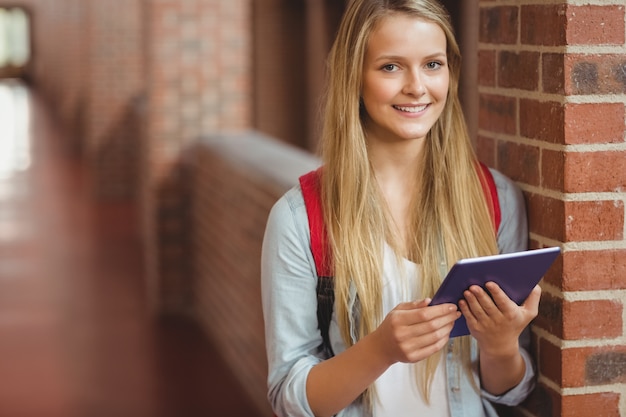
430;247;561;338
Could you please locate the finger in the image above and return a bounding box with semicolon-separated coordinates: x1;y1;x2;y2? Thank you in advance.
521;285;542;314
404;330;453;363
394;300;427;310
407;306;460;330
396;298;442;310
417;301;459;317
469;285;501;317
484;281;516;311
458;299;477;327
463;287;490;319
409;313;458;343
407;306;460;334
390;302;458;330
416;298;431;308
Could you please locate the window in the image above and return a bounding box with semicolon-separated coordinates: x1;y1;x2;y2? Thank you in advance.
0;8;30;69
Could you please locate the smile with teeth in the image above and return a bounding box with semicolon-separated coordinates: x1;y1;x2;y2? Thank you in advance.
393;104;428;113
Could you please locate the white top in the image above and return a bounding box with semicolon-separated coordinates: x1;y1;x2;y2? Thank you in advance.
373;244;450;417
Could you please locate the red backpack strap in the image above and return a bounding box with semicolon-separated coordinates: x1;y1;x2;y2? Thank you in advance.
299;169;333;276
299;168;335;357
477;162;501;232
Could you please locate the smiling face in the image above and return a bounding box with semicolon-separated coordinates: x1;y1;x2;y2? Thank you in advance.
361;13;449;147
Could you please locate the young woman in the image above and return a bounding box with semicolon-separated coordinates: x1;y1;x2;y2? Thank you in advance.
261;1;539;416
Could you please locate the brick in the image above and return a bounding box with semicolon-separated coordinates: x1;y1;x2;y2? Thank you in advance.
566;54;626;95
557;345;626;388
566;5;626;46
478;94;516;135
568;59;599;95
542;53;565;94
564;151;626;193
521;4;567;46
478;50;496;87
563;346;600;387
476;135;496;168
563;299;623;340
564;103;625;145
496;141;540;186
536;293;563;338
498;51;540;91
564;200;624;242
562;393;621;417
519;99;564;144
533;388;622;417
541;149;565;191
479;6;518;45
527;194;565;242
562;250;626;291
586;350;626;385
539;338;562;385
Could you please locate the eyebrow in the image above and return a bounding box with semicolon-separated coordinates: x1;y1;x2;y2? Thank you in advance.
373;52;447;62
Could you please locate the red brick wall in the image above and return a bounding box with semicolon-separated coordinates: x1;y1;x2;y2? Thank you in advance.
476;2;626;416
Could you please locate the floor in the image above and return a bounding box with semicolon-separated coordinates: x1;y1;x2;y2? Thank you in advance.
0;79;263;417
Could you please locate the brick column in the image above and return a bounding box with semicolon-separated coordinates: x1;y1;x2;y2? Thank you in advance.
143;0;252;312
476;2;626;416
304;0;345;151
87;0;144;198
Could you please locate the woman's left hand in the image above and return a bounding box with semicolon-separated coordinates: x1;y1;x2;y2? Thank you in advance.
459;282;541;356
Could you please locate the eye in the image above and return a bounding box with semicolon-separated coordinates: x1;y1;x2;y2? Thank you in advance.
381;64;399;72
426;61;443;70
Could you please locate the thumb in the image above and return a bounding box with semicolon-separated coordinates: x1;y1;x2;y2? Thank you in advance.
522;285;542;313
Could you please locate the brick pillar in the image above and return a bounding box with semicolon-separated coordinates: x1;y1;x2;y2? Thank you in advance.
304;0;345;151
253;0;307;148
143;0;252;313
86;0;144;198
476;3;626;417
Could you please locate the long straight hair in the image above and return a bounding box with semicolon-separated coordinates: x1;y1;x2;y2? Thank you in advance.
318;0;499;408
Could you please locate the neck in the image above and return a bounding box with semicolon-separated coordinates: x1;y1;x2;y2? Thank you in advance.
369;141;425;254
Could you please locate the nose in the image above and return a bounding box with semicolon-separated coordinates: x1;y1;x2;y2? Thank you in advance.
402;69;426;96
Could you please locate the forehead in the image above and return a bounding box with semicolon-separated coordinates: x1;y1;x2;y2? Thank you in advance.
366;13;447;58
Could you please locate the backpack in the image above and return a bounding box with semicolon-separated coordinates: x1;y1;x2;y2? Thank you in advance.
298;163;501;357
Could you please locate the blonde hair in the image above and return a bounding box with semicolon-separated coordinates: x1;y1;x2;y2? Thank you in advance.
319;0;499;408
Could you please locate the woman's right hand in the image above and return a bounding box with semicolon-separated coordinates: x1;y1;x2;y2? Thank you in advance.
372;299;460;365
306;300;459;416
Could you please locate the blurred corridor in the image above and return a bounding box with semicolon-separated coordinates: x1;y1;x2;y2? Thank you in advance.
0;79;261;416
